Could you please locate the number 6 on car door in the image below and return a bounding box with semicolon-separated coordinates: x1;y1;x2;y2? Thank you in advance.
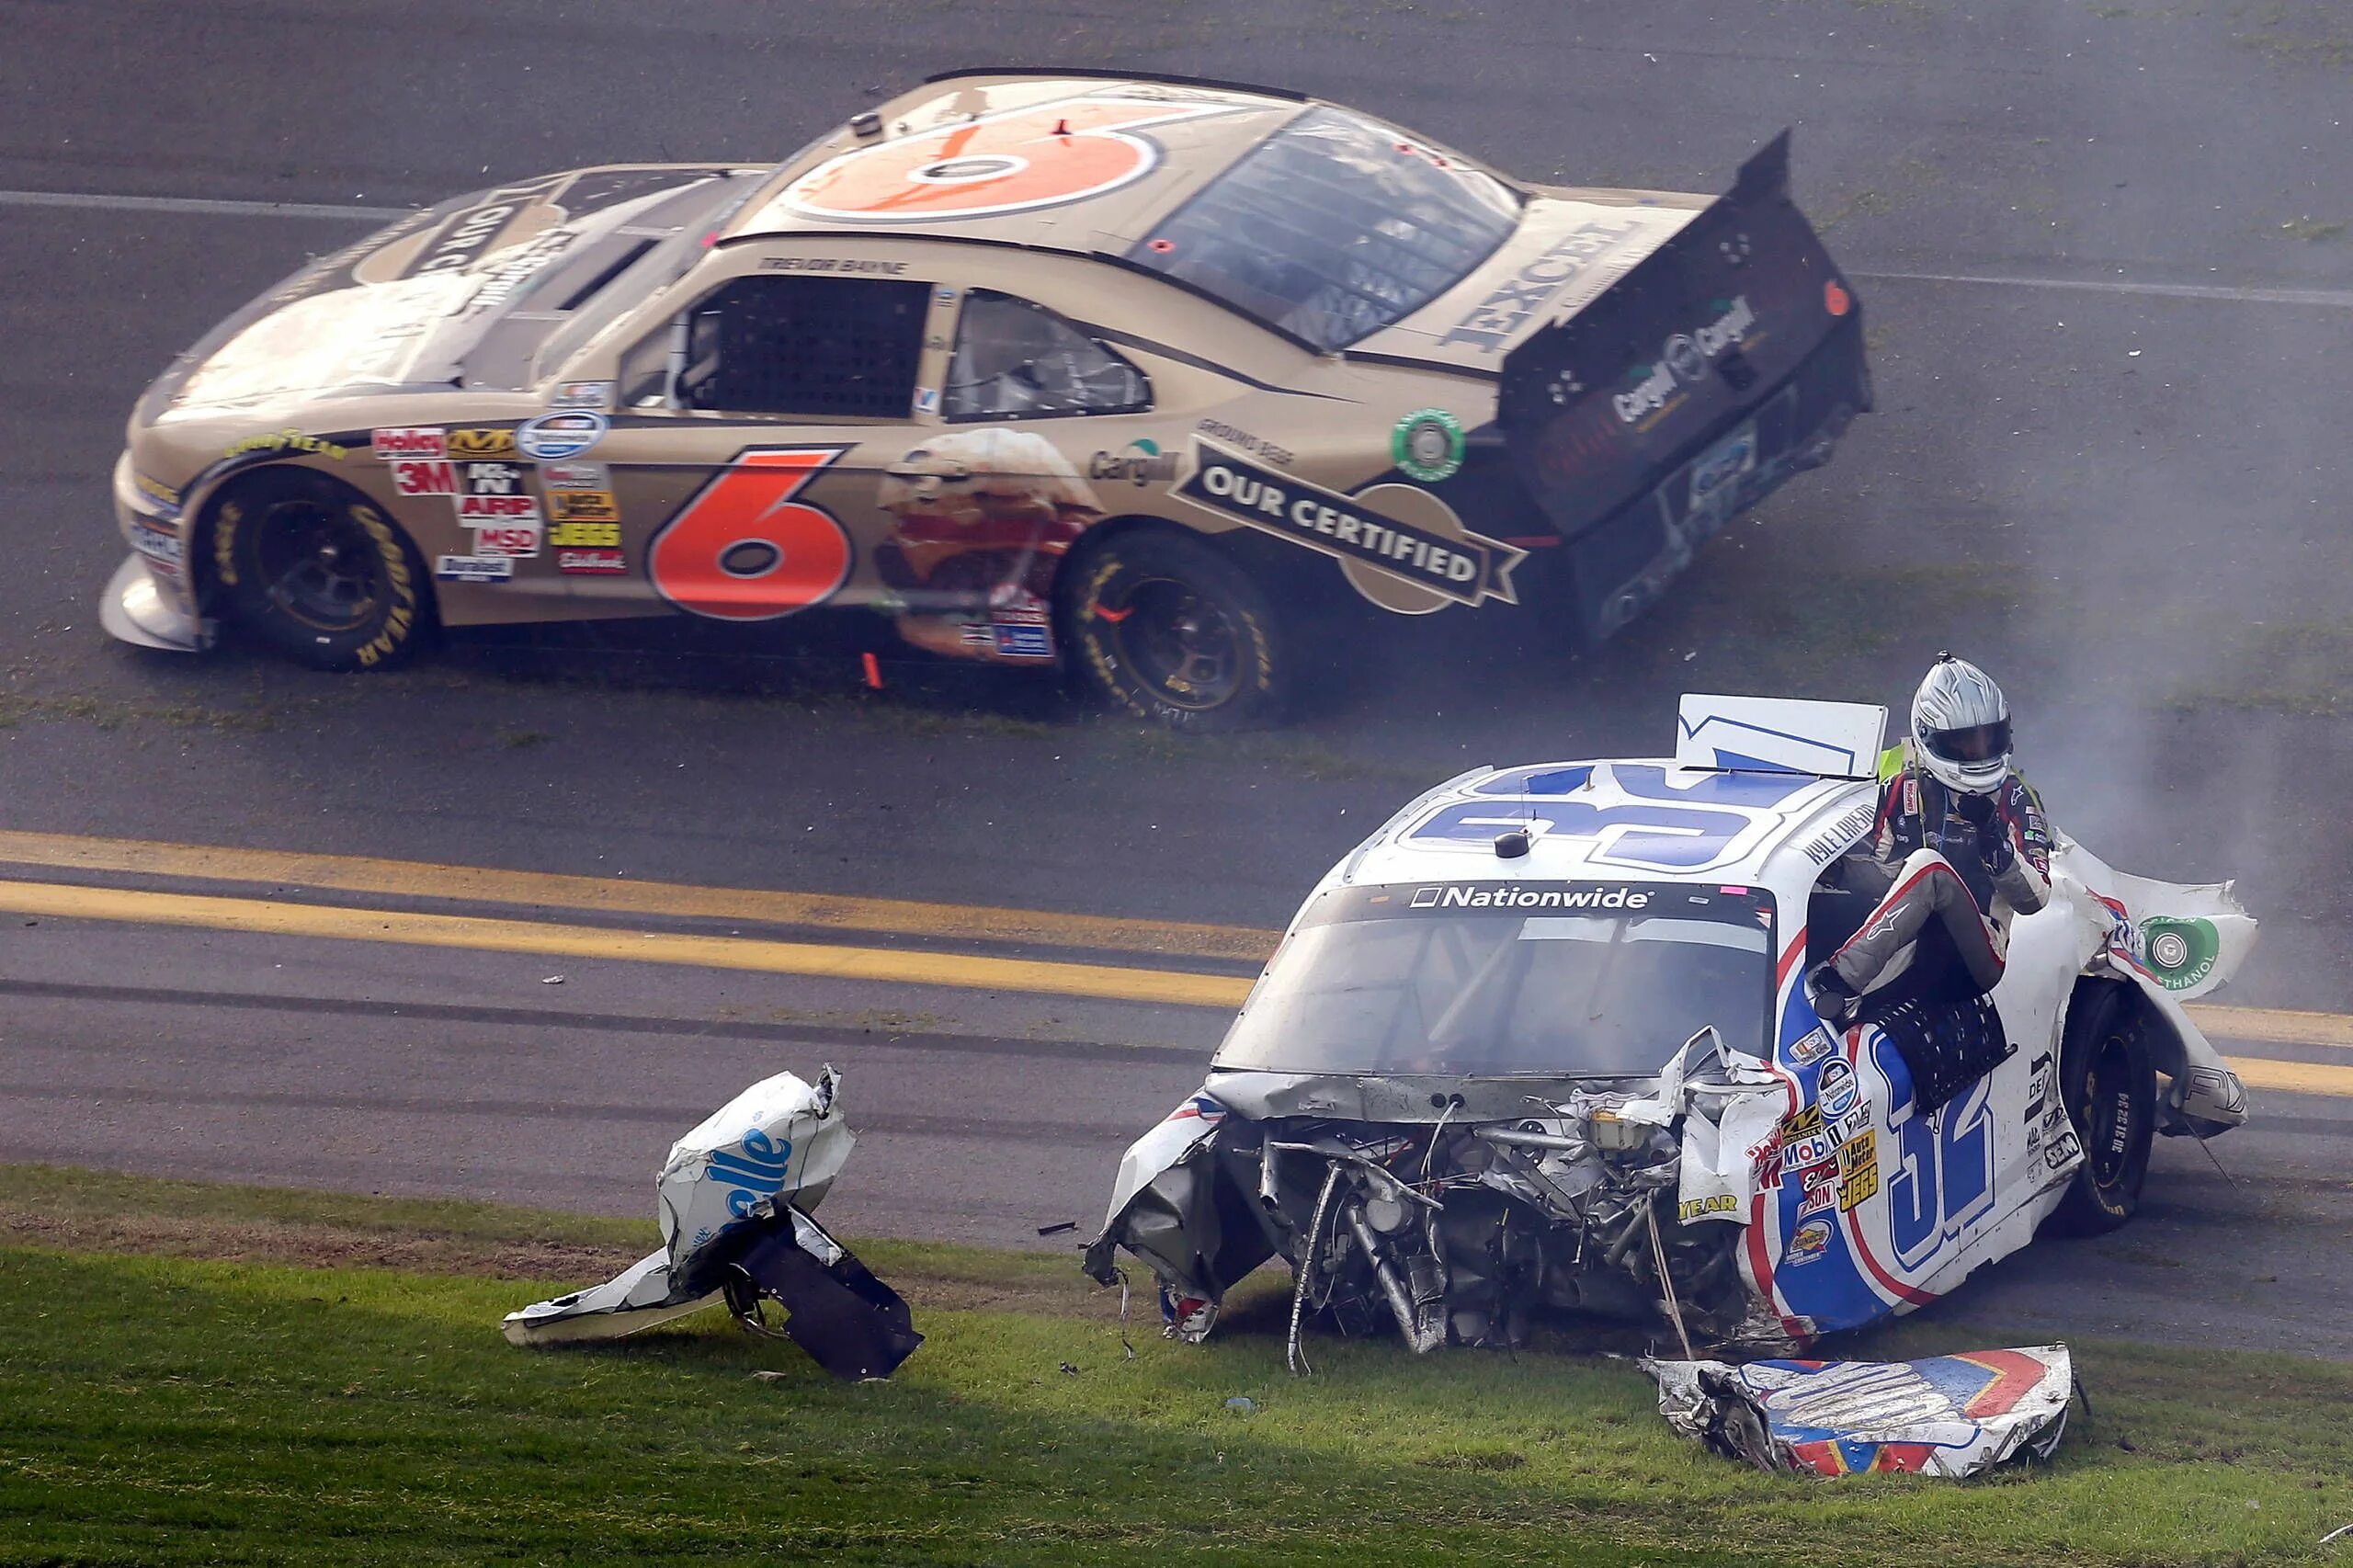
648;447;854;621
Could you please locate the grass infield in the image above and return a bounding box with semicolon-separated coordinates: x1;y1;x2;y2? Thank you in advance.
2;1165;2348;1565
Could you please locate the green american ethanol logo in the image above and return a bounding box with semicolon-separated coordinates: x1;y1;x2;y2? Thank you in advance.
2140;916;2220;991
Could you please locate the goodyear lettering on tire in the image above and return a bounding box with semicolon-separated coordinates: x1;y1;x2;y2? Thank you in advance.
212;501;243;587
350;505;419;667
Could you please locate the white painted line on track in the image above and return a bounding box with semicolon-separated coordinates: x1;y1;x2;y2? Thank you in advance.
0;189;413;222
1852;268;2353;311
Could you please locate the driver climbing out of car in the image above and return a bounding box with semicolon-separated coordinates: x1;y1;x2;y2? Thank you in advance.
1807;653;2052;1031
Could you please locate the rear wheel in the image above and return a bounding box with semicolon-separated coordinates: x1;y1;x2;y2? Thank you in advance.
2047;985;2156;1235
212;470;432;671
1061;529;1286;730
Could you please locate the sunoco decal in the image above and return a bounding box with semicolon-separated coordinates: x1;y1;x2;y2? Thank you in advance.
1178;441;1521;608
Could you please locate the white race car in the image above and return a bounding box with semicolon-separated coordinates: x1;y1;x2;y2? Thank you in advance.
1086;694;2254;1356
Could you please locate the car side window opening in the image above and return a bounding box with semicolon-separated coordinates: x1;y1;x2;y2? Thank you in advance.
666;275;929;417
942;290;1150;420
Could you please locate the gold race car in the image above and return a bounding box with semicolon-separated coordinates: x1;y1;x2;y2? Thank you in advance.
104;69;1869;728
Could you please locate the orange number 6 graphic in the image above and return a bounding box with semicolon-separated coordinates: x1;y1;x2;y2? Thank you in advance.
649;447;853;621
782;97;1241;223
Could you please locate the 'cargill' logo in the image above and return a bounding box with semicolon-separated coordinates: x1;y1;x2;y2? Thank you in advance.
1088;439;1178;486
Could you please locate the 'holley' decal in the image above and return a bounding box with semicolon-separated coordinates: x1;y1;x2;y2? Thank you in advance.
1177;441;1524;608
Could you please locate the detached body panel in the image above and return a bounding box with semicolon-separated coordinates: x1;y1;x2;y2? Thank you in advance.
504;1066;921;1380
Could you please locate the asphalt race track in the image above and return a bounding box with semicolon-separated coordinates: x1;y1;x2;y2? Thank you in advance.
4;2;2351;1358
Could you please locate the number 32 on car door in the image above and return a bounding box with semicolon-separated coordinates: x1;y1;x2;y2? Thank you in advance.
1881;1068;1997;1273
647;447;854;621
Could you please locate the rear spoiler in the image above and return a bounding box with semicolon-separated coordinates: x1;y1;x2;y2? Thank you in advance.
1498;134;1870;639
1674;693;1887;778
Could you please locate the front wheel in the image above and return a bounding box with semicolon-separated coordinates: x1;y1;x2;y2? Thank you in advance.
2046;985;2156;1235
1060;529;1286;731
211;471;433;671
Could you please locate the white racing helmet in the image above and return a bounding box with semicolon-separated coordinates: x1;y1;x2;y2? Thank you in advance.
1912;653;2011;795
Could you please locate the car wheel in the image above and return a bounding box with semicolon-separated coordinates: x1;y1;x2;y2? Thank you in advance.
212;471;433;671
1061;529;1286;730
2047;985;2156;1236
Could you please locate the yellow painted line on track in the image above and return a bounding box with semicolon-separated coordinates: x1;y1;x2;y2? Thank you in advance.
0;880;1259;1010
2221;1056;2353;1099
0;829;1279;964
6;828;2353;1087
2188;1004;2353;1053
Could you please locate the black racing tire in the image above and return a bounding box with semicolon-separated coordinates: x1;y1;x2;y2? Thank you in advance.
1060;528;1286;731
210;470;433;671
2047;984;2157;1236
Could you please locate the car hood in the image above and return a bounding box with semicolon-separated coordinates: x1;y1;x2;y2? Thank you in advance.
140;164;761;424
1203;1067;1669;1124
1347;190;1706;373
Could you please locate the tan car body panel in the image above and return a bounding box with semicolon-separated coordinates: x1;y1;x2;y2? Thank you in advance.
112;74;1861;668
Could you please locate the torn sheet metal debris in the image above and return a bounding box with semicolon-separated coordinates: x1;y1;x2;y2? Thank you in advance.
503;1065;922;1380
1643;1345;2072;1476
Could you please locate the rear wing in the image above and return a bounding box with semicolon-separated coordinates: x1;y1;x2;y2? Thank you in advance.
1674;693;1887;778
1500;134;1870;641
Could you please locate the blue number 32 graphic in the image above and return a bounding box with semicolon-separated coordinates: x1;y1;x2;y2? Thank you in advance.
1882;1066;1996;1270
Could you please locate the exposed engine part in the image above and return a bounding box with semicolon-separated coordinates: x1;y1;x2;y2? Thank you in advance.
1222;1108;1753;1363
1287;1164;1344;1378
1645;1200;1697;1361
1346;1201;1445;1354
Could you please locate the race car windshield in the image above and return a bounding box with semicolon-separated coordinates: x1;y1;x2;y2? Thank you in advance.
1214;883;1775;1078
1126;108;1519;351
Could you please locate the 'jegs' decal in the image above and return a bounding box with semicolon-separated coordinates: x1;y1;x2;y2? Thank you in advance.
1177;441;1523;608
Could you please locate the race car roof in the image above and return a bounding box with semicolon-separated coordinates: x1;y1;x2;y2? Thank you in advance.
1334;759;1880;918
722;71;1431;255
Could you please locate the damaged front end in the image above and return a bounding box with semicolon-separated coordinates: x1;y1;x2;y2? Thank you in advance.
1086;1029;1795;1363
504;1065;922;1381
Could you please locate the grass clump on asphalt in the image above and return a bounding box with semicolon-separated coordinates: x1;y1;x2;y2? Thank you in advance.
2;1166;2350;1565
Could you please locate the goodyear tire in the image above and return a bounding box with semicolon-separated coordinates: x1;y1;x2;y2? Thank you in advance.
2047;985;2156;1236
211;471;432;671
1061;529;1285;731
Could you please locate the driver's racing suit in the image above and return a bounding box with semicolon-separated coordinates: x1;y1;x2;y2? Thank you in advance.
1821;753;2052;1002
